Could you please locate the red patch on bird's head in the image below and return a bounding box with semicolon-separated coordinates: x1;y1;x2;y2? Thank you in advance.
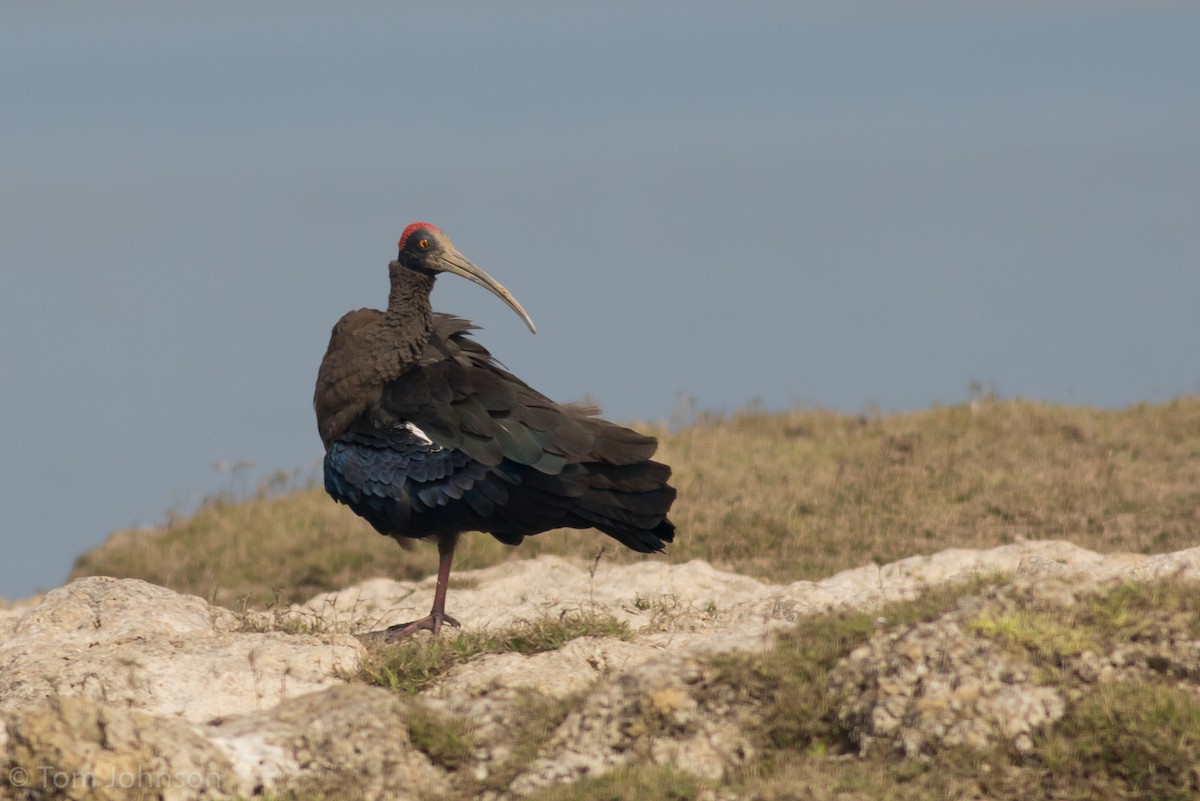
398;221;441;251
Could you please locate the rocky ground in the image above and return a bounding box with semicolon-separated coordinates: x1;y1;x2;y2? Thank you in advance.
4;540;1200;800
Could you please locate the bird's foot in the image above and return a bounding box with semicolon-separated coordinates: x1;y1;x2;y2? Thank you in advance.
378;611;461;641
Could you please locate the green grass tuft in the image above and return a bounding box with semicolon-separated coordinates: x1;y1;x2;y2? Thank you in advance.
1032;682;1200;801
524;765;709;801
405;704;476;772
358;612;631;696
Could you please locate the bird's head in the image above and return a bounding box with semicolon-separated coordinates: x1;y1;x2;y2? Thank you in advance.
395;222;536;334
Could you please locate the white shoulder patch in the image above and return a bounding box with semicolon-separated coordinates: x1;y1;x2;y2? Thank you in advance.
401;421;434;446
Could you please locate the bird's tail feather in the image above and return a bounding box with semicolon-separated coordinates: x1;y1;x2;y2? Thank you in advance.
580;416;660;465
568;458;676;552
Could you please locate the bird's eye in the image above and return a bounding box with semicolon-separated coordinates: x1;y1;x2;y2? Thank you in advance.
417;238;431;250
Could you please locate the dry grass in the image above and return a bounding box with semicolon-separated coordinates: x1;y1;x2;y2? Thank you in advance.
71;397;1200;608
70;484;422;609
664;396;1200;580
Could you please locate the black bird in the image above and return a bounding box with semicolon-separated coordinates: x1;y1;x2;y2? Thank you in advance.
314;223;676;638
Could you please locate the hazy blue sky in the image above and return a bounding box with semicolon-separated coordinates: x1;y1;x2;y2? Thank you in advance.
3;3;1198;600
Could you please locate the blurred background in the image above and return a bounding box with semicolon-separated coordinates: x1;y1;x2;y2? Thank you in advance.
2;2;1198;600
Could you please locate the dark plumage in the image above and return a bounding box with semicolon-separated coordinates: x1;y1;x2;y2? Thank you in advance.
314;222;676;638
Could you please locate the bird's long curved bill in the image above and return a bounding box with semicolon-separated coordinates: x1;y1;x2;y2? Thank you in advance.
438;249;537;334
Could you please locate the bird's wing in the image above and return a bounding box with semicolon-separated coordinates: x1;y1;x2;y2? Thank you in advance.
324;418;517;536
373;315;658;474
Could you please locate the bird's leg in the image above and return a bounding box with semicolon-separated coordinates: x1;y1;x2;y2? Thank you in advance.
427;531;462;631
383;532;461;640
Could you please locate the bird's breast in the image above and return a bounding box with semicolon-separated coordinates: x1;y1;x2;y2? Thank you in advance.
314;309;431;448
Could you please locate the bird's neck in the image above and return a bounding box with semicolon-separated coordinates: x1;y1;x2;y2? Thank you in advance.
384;264;436;349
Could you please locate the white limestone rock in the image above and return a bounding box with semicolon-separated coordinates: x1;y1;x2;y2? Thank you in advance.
4;541;1200;800
0;576;363;724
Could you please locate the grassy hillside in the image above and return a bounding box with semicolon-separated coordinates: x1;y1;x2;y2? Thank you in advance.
71;397;1200;609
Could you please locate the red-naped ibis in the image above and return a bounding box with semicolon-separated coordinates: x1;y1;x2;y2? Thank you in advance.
314;223;676;638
